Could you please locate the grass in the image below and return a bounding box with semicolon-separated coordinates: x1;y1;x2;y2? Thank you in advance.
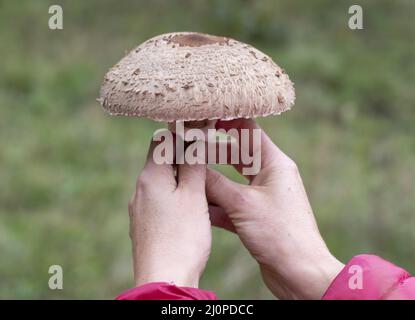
0;0;414;299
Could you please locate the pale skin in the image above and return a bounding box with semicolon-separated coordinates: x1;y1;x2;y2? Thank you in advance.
128;119;344;299
128;140;211;288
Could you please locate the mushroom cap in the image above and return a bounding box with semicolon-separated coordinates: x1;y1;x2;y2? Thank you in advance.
99;32;295;122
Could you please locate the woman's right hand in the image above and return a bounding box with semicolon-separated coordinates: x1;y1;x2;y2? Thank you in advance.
207;119;344;300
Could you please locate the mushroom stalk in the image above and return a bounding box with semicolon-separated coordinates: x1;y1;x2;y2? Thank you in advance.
168;120;217;141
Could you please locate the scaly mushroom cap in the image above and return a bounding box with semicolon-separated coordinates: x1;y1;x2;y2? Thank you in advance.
99;32;295;122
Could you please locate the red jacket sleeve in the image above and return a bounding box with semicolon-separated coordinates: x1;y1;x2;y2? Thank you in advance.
116;282;217;300
322;254;415;300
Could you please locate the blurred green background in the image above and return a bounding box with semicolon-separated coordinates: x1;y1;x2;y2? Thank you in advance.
1;0;414;299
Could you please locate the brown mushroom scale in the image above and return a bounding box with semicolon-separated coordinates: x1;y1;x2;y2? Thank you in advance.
171;33;229;47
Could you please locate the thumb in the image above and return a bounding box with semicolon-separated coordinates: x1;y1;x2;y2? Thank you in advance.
205;167;244;212
177;163;206;193
177;140;207;193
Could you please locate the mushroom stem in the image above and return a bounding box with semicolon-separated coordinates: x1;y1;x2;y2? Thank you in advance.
168;120;217;141
183;120;209;129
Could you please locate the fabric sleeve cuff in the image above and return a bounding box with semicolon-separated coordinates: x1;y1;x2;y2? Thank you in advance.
322;254;411;300
116;282;217;300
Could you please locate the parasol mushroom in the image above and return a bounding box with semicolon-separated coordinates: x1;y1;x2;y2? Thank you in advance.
98;32;295;138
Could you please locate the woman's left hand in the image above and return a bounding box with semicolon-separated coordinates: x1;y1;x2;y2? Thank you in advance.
128;139;211;288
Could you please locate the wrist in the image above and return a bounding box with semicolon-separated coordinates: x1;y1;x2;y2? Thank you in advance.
262;248;344;300
134;263;200;288
296;253;344;299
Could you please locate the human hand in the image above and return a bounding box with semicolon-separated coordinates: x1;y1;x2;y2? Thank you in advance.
128;138;211;288
207;119;344;299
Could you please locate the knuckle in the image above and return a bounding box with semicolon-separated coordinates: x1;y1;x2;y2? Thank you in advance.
136;172;151;192
281;156;298;172
128;194;135;217
231;186;256;210
209;172;224;189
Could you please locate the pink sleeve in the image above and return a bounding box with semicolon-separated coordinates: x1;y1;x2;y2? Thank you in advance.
116;282;217;300
323;254;415;300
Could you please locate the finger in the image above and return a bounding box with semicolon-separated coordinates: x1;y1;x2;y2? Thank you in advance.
216;118;289;172
208;205;236;233
177;141;206;192
177;163;206;192
205;167;244;211
142;137;176;187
